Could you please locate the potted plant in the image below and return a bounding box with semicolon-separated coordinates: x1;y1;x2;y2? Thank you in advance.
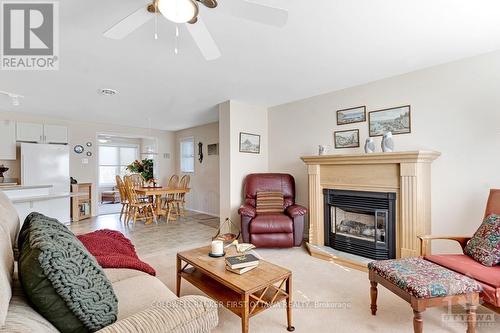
126;159;155;184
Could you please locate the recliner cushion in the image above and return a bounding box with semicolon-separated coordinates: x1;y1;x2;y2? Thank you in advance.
251;233;294;248
250;214;293;234
256;191;284;214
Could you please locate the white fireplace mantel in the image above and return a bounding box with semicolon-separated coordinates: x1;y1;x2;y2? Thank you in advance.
301;150;440;260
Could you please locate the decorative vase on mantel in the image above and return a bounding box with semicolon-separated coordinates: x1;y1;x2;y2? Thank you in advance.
364;138;375;153
381;132;394;152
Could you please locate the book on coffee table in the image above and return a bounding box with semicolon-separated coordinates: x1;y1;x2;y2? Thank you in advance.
225;264;258;275
225;253;259;269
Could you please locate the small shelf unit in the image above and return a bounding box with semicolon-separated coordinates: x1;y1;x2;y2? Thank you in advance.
71;183;92;222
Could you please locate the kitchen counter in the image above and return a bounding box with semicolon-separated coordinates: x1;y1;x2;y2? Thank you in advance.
10;192;73;204
0;184;53;191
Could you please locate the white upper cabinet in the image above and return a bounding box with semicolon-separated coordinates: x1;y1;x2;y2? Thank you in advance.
16;122;44;143
0;120;16;160
16;122;68;144
44;124;68;144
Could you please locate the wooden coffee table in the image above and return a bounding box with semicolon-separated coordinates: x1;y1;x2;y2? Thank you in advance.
177;246;294;333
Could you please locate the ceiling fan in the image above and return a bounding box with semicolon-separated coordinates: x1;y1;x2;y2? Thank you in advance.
103;0;288;60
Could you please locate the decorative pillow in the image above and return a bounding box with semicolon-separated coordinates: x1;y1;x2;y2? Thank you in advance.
18;212;118;332
256;191;284;214
464;214;500;267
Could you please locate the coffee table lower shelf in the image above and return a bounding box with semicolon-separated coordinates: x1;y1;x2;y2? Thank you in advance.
176;261;294;333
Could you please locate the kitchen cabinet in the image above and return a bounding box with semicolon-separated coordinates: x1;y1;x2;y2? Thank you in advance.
0;119;16;159
16;122;43;143
16;122;68;144
44;124;68;144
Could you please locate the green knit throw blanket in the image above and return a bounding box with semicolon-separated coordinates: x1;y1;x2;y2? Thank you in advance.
24;213;118;331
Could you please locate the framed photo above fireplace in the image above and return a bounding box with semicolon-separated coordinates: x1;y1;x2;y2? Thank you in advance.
369;105;411;137
239;132;260;154
336;106;366;125
334;129;360;149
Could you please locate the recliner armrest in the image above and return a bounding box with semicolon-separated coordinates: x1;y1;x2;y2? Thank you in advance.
286;205;307;218
238;204;256;218
97;295;218;333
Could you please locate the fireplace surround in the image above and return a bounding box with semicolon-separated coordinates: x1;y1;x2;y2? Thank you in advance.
301;151;440;268
324;189;396;260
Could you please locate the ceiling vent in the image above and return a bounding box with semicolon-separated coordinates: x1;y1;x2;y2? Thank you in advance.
99;88;118;96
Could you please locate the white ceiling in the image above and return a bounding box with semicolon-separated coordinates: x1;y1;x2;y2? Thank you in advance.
2;0;500;130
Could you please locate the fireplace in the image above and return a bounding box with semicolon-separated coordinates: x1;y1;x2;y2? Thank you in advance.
324;189;396;260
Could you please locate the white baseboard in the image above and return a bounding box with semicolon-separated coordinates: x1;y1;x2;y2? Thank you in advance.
187;208;220;218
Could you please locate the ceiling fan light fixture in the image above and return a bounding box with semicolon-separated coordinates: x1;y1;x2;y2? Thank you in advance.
158;0;198;24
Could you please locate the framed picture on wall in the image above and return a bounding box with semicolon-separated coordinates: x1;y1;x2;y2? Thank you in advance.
239;132;261;154
369;105;411;137
336;106;366;125
334;129;360;149
207;143;218;155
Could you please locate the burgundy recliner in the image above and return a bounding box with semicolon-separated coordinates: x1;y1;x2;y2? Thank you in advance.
238;173;307;248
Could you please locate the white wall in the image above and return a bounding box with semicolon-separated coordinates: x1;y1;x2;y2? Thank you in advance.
219;101;268;222
0;111;176;215
268;50;500;251
175;122;220;216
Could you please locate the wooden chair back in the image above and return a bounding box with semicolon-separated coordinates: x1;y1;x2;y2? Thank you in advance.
484;189;500;218
168;175;180;188
179;175;190;189
129;173;144;188
124;176;141;205
115;175;127;202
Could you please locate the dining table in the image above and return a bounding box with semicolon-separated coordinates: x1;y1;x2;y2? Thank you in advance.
134;186;190;220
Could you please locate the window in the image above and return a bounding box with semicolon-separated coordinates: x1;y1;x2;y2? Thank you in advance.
98;145;138;186
180;137;194;173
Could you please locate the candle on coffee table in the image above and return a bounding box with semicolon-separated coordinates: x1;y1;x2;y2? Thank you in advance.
211;240;224;255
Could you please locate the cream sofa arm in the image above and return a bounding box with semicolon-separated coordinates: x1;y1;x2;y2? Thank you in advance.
97;296;218;333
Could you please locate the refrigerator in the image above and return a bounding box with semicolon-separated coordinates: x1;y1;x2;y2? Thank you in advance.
19;143;71;223
21;143;70;193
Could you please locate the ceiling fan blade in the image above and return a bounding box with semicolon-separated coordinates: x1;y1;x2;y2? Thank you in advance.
186;17;221;60
103;6;154;40
220;0;288;27
196;0;217;9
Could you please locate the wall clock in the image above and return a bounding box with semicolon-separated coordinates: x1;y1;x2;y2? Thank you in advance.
74;145;84;154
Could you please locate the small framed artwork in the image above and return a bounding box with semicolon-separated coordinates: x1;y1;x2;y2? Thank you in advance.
239;132;261;154
207;143;218;155
369;105;411;137
336;106;366;125
334;129;360;149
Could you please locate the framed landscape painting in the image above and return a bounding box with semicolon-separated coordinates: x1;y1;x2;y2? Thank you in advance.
239;132;260;154
336;106;366;125
369;105;411;137
334;129;360;149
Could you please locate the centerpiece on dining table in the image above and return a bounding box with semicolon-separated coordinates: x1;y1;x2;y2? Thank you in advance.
126;158;160;187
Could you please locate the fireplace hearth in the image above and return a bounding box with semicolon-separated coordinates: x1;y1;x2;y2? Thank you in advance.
324;189;396;260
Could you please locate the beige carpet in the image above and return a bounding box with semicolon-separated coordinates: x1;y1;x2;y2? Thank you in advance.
71;214;499;333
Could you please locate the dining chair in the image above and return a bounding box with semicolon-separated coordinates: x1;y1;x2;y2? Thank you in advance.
115;175;129;221
162;175;180;221
123;176;156;225
127;173;150;202
175;175;190;218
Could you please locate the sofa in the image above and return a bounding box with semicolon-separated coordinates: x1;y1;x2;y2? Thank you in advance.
0;191;219;332
419;189;500;313
238;173;307;248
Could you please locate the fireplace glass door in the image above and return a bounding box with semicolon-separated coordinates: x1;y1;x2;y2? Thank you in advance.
332;207;389;248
